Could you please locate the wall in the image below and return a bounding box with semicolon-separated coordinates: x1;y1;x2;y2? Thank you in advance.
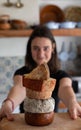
40;0;81;9
0;0;39;25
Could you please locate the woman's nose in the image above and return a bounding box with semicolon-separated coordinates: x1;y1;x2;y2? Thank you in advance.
38;49;45;57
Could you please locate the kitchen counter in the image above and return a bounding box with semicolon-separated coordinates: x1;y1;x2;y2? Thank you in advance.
0;113;81;130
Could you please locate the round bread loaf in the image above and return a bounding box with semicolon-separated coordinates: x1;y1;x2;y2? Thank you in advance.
24;97;55;113
25;111;54;126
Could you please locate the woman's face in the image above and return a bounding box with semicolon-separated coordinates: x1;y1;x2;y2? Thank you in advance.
31;37;55;65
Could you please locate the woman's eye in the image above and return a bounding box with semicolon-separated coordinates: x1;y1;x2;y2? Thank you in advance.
32;46;50;52
33;46;39;51
44;47;49;51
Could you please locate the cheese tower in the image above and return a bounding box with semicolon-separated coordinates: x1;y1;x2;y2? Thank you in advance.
23;63;56;126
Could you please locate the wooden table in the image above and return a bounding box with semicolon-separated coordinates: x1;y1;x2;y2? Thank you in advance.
0;113;81;130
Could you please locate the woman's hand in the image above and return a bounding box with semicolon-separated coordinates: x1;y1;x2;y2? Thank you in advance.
68;99;81;119
0;100;14;121
58;77;81;120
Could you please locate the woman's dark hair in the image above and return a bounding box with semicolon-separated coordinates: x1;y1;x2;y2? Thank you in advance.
25;25;60;73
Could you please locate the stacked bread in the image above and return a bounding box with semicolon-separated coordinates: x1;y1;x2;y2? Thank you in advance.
23;63;56;126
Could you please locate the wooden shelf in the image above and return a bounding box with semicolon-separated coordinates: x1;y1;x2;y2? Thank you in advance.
0;28;81;37
51;28;81;36
0;29;33;37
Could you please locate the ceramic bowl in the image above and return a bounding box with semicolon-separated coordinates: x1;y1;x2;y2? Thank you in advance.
77;22;81;28
45;21;60;29
60;21;77;29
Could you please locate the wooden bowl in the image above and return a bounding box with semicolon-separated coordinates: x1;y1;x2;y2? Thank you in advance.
40;5;65;24
0;15;10;22
0;23;11;30
11;19;27;29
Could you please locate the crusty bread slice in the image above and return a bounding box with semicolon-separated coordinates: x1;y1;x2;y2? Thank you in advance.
26;88;53;99
23;63;56;94
23;78;43;91
24;62;50;80
25;78;56;99
41;78;56;92
23;77;56;92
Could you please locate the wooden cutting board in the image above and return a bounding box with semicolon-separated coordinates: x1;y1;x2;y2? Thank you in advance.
0;113;81;130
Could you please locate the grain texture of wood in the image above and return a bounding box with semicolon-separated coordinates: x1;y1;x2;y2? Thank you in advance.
0;113;81;130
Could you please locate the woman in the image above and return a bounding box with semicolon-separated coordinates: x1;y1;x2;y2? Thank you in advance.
0;25;81;121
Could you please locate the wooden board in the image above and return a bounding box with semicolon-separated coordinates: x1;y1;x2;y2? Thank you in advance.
0;113;81;130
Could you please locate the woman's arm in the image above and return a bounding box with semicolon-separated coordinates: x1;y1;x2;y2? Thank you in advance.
7;75;26;108
0;75;26;121
58;77;81;119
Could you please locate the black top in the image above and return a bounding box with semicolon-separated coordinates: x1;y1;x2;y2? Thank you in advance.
14;66;71;112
